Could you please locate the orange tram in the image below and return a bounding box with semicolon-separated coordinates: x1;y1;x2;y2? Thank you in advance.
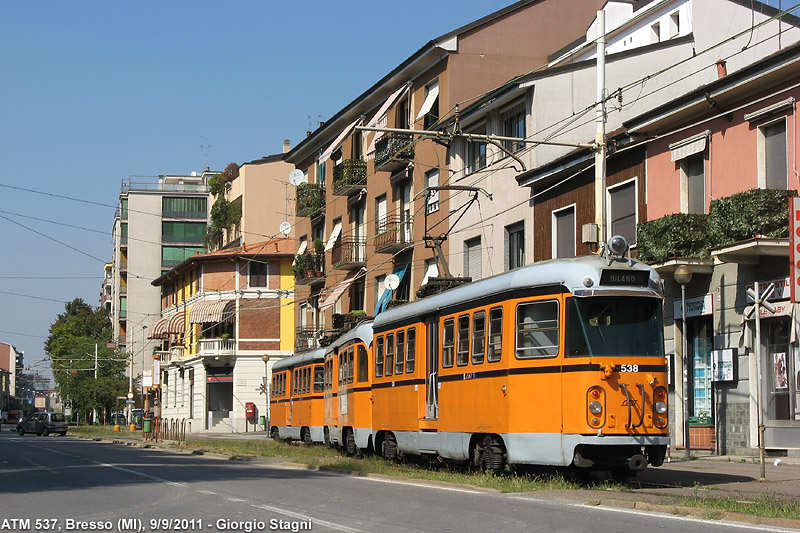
271;248;669;475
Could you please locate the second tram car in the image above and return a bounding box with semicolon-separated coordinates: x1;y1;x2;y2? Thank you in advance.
270;348;326;445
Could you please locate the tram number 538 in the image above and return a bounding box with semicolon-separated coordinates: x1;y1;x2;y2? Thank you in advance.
619;364;639;373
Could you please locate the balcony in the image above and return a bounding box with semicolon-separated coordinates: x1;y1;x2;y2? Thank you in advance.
296;183;325;218
375;133;414;172
293;252;325;286
331;236;366;270
295;326;323;351
333;159;367;196
199;338;235;357
170;345;185;364
374;215;413;254
155;350;171;365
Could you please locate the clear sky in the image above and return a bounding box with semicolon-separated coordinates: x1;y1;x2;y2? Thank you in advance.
0;1;517;382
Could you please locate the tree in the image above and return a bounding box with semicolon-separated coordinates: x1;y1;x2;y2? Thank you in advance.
205;162;241;249
46;299;128;422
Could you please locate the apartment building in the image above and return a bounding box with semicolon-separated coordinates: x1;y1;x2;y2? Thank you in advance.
111;172;213;401
284;0;608;349
152;239;295;433
0;342;22;407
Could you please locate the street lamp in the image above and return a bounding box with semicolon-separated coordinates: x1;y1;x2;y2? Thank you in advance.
674;265;693;460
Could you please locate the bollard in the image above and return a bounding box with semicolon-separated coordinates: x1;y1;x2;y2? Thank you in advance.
114;424;120;432
129;424;136;432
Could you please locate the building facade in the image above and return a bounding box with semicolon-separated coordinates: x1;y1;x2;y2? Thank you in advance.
152;239;295;433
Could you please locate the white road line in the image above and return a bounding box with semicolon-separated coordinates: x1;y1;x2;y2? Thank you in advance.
509;495;798;533
226;498;246;502
196;489;216;495
353;475;484;494
250;504;366;533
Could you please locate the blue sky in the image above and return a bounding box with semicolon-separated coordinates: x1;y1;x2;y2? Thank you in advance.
0;1;516;381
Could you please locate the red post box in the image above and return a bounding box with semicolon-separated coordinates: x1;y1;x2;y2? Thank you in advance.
245;402;256;419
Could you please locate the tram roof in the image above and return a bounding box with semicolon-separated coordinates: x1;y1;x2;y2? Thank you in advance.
374;255;661;329
326;321;374;354
272;347;326;372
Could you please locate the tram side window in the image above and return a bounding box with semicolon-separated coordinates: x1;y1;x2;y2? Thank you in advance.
457;315;470;366
376;336;385;377
488;307;503;362
516;300;559;358
473;311;486;364
314;366;324;393
386;333;395;376
396;330;405;375
357;345;369;382
442;318;455;368
293;370;298;395
347;347;354;384
338;351;345;386
406;327;416;373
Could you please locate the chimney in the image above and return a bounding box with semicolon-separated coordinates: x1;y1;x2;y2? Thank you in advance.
716;59;727;79
282;139;291;153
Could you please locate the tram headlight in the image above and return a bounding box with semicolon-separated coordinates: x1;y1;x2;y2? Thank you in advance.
589;401;603;415
655;401;668;415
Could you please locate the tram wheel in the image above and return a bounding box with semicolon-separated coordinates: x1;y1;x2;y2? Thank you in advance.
324;427;332;448
345;429;357;456
302;428;313;446
382;433;398;462
270;427;280;441
481;436;506;473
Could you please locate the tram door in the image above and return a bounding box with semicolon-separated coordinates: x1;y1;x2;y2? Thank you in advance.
425;316;439;419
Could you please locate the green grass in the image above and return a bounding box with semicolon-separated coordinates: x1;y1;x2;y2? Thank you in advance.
677;494;800;520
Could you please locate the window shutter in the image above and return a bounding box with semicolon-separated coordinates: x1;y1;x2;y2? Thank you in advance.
465;238;482;280
555;208;575;258
764;121;788;190
687;154;705;214
610;182;636;244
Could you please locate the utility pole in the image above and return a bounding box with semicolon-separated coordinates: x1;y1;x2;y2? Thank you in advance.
594;9;608;246
747;281;776;481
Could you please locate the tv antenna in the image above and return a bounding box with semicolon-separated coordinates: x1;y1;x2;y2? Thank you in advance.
200;136;211;169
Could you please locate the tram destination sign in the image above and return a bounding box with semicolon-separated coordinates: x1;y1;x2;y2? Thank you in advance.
600;269;650;287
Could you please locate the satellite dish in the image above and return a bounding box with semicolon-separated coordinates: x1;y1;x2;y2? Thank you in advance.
288;169;304;186
279;221;292;236
384;274;400;291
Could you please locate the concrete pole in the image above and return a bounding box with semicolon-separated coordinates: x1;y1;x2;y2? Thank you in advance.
594;9;607;245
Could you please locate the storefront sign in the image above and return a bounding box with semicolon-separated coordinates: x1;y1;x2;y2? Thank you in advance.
674;293;713;319
791;196;800;302
746;277;790;303
711;348;735;382
152;358;160;387
142;370;153;388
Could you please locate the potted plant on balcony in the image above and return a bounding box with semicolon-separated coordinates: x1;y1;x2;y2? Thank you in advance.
293;253;309;279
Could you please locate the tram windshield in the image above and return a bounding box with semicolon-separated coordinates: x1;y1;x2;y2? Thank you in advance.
566;296;664;357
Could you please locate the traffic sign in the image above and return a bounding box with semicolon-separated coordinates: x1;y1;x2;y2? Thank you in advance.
125;400;135;404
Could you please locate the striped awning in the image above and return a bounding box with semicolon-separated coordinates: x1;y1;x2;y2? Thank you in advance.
189;300;236;324
148;318;169;339
320;268;365;311
166;312;186;334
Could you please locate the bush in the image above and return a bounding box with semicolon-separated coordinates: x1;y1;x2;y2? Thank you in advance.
637;213;709;264
706;188;796;248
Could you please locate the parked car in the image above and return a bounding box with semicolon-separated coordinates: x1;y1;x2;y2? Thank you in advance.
16;412;68;436
110;412;127;426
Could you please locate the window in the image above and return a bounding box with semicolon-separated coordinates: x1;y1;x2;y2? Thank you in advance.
608;180;636;245
249;261;268;288
162;246;206;267
456;315;470;366
352;129;363;160
317;160;326;186
472;311;486;364
651;22;660;43
425;169;439;214
502;102;526;153
406;328;416;373
162;197;207;219
506;221;525;271
669;11;680;38
357;345;368;382
396;99;409;130
488;307;503;362
120;198;128;219
121;223;128;244
552;206;575;259
684;154;705;215
442;318;455;368
385;333;394;376
376;336;384;377
466;123;487;174
395;330;405;375
464;237;482;280
418;79;440;130
347;348;354;384
763;120;788;190
162;221;206;244
314;366;324;393
516;300;559;358
375;194;388;233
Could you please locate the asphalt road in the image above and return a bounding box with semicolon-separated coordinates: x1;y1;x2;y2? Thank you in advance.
0;431;794;533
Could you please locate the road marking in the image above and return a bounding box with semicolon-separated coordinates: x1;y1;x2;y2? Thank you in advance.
196;489;216;495
509;496;798;532
226;498;246;502
354;475;484;494
250;504;366;533
20;456;61;475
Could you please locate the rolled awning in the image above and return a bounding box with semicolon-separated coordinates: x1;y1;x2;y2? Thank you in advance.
189;300;236;324
148;318;169;339
319;268;365;311
166;312;185;334
319;117;362;165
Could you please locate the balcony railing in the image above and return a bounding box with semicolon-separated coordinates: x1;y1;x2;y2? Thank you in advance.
296;183;325;218
155;350;171;365
294;253;325;285
295;326;323;351
375;133;414;172
333;159;367;196
199;338;235;357
374;215;413;253
170;345;185;363
331;236;366;269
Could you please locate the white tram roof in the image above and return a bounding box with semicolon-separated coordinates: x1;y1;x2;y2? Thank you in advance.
374;255;662;330
326;321;374;354
272;347;326;372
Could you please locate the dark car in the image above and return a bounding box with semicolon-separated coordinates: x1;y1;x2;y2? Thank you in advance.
17;412;68;436
110;412;127;426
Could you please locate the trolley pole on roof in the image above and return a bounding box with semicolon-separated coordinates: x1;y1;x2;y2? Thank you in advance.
594;9;608;246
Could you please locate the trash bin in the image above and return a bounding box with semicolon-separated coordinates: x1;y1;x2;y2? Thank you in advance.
258;415;266;426
143;418;152;433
